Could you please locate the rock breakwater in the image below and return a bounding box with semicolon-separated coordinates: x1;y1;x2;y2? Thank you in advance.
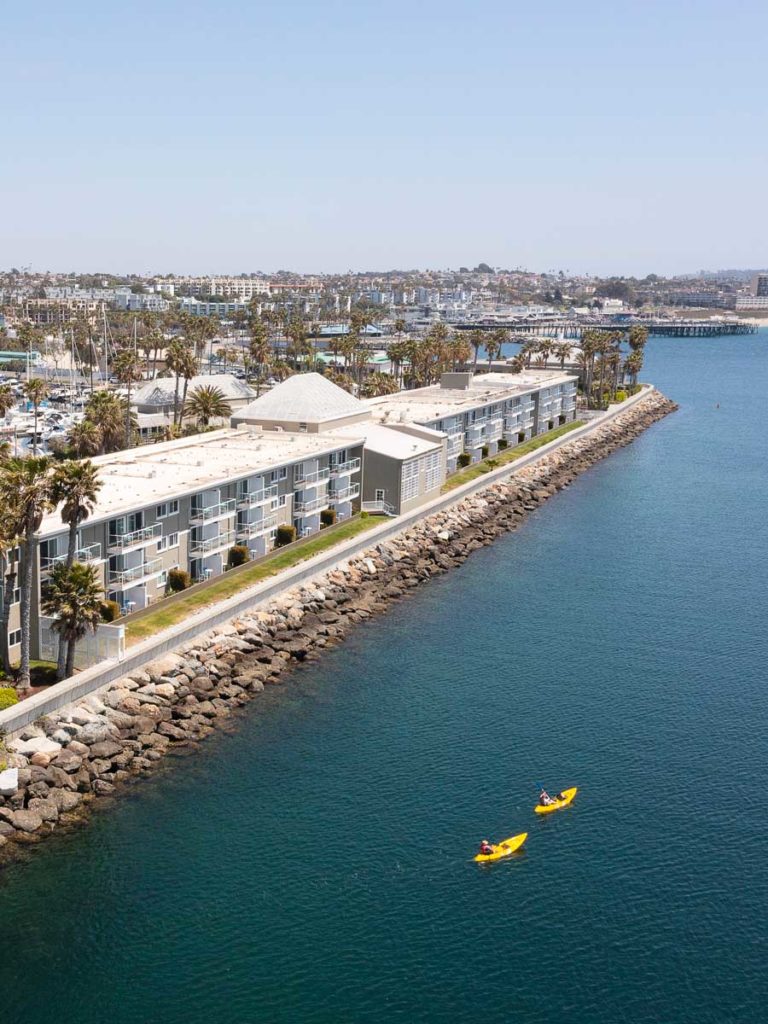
0;391;676;865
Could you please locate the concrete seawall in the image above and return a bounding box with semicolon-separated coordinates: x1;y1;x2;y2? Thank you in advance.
0;389;677;864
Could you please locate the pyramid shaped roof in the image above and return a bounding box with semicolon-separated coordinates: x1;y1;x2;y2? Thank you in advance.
235;372;369;425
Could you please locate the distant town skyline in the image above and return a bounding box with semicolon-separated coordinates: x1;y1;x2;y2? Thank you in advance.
2;1;767;276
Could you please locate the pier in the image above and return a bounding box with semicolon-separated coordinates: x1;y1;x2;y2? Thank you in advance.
452;317;757;338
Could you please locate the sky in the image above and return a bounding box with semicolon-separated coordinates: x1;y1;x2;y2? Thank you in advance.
1;0;767;277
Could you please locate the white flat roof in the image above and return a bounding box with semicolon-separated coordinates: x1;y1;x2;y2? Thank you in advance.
364;370;577;425
38;427;364;537
334;422;442;460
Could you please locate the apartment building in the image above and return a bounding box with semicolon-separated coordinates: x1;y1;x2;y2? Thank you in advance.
364;370;578;474
12;428;364;661
231;373;448;515
21;298;104;325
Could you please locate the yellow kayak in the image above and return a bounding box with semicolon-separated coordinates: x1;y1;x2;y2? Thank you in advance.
473;832;528;862
534;786;577;815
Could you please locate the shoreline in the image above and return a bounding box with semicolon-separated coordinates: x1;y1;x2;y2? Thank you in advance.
0;390;677;868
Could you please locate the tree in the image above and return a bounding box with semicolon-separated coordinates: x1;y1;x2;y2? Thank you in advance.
0;517;20;677
0;456;53;690
41;562;103;679
359;372;400;398
0;384;15;421
23;378;49;453
112;348;144;448
68;419;102;457
166;340;197;427
85;390;127;453
248;315;271;396
50;459;102;678
469;330;484;373
184;385;232;428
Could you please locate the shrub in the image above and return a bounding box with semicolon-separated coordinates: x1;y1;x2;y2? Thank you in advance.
0;687;19;711
498;438;508;450
168;567;192;592
100;599;122;622
615;390;628;402
481;444;489;458
486;458;499;469
457;452;471;468
276;524;297;548
320;509;337;528
227;545;250;568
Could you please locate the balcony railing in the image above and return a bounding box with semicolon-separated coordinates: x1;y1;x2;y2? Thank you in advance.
189;530;236;555
189;498;237;524
465;424;484;445
361;500;395;515
329;457;361;476
236;514;278;539
108;523;161;551
329;483;360;503
237;485;278;508
293;467;330;488
295;496;330;516
486;417;504;439
41;543;102;572
108;558;162;587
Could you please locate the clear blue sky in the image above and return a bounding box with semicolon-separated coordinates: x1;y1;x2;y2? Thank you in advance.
2;0;766;277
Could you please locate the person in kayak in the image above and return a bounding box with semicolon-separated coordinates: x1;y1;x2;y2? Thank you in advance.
479;839;494;856
539;789;556;806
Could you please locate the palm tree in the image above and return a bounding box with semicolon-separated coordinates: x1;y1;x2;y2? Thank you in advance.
184;385;232;428
165;339;186;426
624;350;644;388
555;342;571;370
85;390;126;453
50;459;102;678
23;378;49;453
359;372;400;398
68;419;102;457
0;383;15;422
0;518;21;676
0;456;53;690
41;562;103;679
178;345;198;425
249;315;271;396
112;348;144;448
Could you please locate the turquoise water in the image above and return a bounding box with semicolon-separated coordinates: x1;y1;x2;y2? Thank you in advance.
2;334;768;1023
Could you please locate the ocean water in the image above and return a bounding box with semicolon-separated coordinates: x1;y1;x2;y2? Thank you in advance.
1;333;767;1024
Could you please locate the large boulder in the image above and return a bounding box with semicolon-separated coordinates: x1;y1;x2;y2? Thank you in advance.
51;750;83;774
78;721;115;746
11;809;43;833
9;736;62;757
28;798;59;823
50;789;82;813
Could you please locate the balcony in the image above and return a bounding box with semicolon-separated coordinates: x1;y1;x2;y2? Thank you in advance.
189;498;237;525
329;483;360;503
108;523;161;552
486;417;504;440
237;485;278;508
465;424;484;445
295;496;330;516
108;558;162;588
293;467;330;488
189;530;236;555
446;433;463;455
236;514;278;539
41;543;102;574
329;457;361;477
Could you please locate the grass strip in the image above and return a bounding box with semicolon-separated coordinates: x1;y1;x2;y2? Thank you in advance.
125;516;382;645
442;420;586;492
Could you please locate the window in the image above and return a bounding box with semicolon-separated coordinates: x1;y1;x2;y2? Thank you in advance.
157;533;179;552
158;571;168;587
270;467;287;483
156;500;179;519
401;459;419;502
12;587;20;605
279;466;287;480
278;495;287;507
298;422;308;432
9;629;21;647
423;451;441;492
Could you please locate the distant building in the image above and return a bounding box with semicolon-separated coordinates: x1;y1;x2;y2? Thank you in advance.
178;298;250;318
750;273;768;296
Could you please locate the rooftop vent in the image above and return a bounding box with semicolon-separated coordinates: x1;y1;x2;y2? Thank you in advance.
440;372;473;390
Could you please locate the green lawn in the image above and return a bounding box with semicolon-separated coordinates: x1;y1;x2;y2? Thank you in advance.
442;421;586;492
125;516;382;645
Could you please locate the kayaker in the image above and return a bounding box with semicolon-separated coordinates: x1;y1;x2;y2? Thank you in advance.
479;839;494;856
539;789;555;806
